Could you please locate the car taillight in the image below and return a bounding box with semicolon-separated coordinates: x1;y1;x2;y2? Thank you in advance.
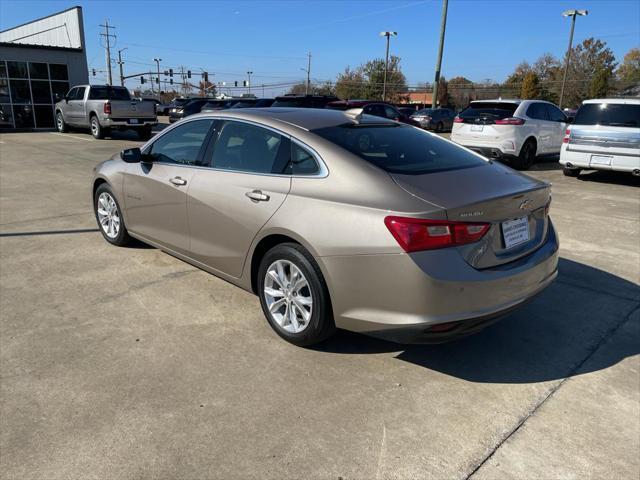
103;102;111;115
384;216;490;252
563;128;571;143
494;117;525;125
453;116;464;123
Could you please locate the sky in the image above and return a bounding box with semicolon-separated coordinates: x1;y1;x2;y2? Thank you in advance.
1;0;638;95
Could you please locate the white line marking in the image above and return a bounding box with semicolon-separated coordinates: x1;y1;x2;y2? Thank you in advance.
48;132;95;142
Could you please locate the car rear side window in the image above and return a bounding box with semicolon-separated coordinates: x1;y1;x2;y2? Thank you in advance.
149;119;214;165
210;121;289;174
526;103;549;120
459;102;518;123
573;103;640;128
289;142;320;175
312;124;486;175
89;86;131;101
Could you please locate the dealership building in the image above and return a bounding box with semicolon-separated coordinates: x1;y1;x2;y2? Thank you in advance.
0;6;89;130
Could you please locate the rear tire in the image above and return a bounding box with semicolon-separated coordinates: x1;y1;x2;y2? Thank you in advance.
436;122;444;133
90;115;105;139
513;139;536;170
257;243;335;347
563;167;581;177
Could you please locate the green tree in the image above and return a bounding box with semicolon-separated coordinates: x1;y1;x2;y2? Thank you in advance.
616;48;640;83
589;66;611;98
334;66;366;100
361;56;407;101
551;37;617;108
520;72;541;99
448;76;474;109
436;76;449;107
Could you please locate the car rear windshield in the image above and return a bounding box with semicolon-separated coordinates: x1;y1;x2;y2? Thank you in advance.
272;98;305;108
89;86;131;101
231;100;257;108
458;102;518;122
312;124;487;175
573;103;640;128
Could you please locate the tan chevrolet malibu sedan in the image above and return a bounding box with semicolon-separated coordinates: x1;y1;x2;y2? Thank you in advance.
92;108;558;346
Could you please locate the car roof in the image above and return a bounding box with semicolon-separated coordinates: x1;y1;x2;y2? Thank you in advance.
470;99;521;104
189;107;397;131
582;98;640;105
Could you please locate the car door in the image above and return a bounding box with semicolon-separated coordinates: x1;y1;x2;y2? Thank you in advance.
526;103;552;153
63;87;79;124
545;104;568;154
123;118;215;253
68;87;86;125
187;120;292;278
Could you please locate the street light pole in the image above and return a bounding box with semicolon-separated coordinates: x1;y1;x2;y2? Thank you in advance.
247;71;253;94
432;0;449;109
379;31;397;102
153;58;162;98
559;9;588;109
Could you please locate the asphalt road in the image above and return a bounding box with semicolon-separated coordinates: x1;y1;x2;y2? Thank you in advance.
1;126;638;479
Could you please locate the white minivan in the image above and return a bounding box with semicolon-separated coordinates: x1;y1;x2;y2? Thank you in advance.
451;99;568;170
560;98;640;177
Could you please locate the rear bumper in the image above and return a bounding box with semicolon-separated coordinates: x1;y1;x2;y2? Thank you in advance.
560;145;640;173
465;145;517;160
319;221;559;343
103;117;157;128
451;133;521;157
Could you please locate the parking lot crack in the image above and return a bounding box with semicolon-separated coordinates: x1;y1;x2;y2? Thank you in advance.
463;302;640;480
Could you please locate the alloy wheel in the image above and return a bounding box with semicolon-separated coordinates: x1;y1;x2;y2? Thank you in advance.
96;192;120;239
263;260;313;334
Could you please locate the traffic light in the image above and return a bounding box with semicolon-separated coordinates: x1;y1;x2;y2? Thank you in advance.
164;70;168;76
234;81;238;87
156;77;160;84
169;68;174;77
92;68;96;76
203;72;208;82
243;80;247;87
170;78;173;85
140;76;145;84
187;70;191;79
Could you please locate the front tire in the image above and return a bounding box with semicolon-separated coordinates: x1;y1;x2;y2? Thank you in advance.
56;112;68;133
513;139;536;170
90;115;105;139
257;243;335;346
94;183;132;246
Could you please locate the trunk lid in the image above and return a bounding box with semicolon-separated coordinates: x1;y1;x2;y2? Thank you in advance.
109;100;156;119
391;162;552;269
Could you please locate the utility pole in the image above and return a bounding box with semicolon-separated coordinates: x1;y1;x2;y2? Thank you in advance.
380;32;397;102
117;48;127;86
432;0;448;108
306;52;311;95
99;19;116;85
149;72;154;95
153;58;162;99
247;71;253;94
559;9;588;109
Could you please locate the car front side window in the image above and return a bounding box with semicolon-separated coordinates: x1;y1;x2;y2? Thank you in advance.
210;121;288;174
149;119;214;165
546;104;567;122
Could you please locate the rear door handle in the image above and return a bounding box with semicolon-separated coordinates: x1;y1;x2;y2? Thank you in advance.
245;190;270;202
169;176;187;186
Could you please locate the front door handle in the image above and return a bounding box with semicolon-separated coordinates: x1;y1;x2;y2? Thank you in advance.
245;190;270;202
169;176;187;186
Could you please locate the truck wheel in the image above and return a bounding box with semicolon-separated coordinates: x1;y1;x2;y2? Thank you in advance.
562;167;581;177
137;126;153;140
56;112;68;133
90;115;105;139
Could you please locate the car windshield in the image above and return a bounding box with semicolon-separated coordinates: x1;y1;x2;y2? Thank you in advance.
230;100;256;108
415;109;435;116
312;124;487;175
89;86;131;101
573;103;640;128
459;102;518;120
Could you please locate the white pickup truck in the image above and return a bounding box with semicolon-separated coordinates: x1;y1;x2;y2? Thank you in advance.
55;85;157;140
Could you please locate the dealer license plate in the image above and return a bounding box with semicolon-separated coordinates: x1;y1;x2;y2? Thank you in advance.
471;125;483;132
128;119;139;124
501;216;530;249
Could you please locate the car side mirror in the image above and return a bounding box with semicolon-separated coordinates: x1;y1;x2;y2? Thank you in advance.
120;147;142;163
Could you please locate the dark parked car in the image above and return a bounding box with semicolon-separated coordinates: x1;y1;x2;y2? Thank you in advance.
411;108;456;132
397;106;419;116
271;94;339;109
200;99;239;113
231;98;275;108
326;100;421;127
168;98;210;123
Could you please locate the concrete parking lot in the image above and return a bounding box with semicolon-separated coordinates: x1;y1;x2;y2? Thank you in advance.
1;127;638;479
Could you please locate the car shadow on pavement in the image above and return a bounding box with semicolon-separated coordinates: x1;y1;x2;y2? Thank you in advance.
576;170;640;187
316;258;639;384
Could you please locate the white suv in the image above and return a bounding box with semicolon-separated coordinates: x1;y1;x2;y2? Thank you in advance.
451;99;568;170
560;98;640;177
